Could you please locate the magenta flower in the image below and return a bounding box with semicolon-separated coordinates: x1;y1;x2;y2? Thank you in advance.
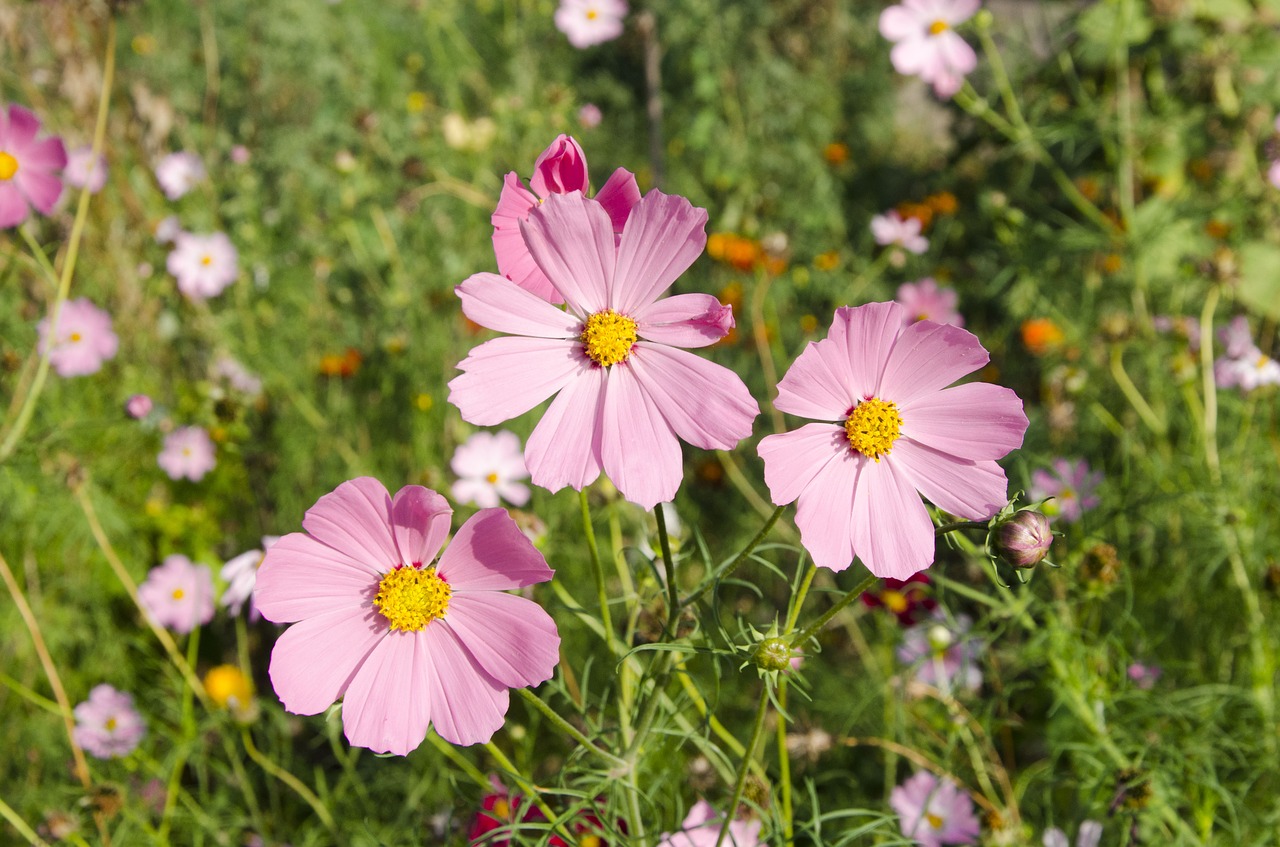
578;103;603;129
657;800;763;847
138;554;216;634
36;298;119;377
1028;458;1100;523
451;430;531;508
879;0;980;98
0;104;67;228
221;536;280;619
492;134;640;303
73;684;146;759
255;478;560;753
896;278;963;327
158;426;217;481
1126;662;1161;690
154;151;205;200
871;210;929;254
896;613;983;693
758;303;1026;578
891;771;981;847
555;0;628;49
64;145;107;194
452;191;758;510
167;231;239;300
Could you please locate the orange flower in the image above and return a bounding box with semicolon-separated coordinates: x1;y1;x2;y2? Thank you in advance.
1101;254;1123;274
823;142;850;165
1204;219;1231;240
896;201;934;231
319;347;362;377
708;232;763;271
1021;318;1065;355
814;251;840;271
925;191;957;216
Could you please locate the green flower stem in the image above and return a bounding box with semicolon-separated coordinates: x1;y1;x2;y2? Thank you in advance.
655;503;679;631
17;226;60;290
241;728;337;832
715;685;771;847
784;563;818;633
1109;343;1167;435
1198;284;1222;485
750;269;786;435
581;490;615;652
789;572;877;649
517;688;629;772
0;19;116;463
679;504;787;610
428;733;492;790
484;741;571;841
0;795;48;847
775;677;794;847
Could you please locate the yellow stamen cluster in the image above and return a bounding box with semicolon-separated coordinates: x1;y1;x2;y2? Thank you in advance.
928;19;949;35
586;9;599;20
882;590;909;615
0;151;17;181
845;397;903;461
373;565;451;632
925;812;945;829
581;309;638;367
485;472;499;484
200;255;213;266
172;588;186;600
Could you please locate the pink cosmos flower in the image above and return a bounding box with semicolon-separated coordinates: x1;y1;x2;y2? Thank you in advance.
1152;315;1200;351
154;151;205;200
64;145;107;194
1214;316;1280;392
871;210;929;254
1043;821;1102;847
1028;458;1100;523
896;612;983;694
451;430;531;508
758;303;1026;578
73;684;146;759
578;103;604;129
896;278;963;327
125;394;153;419
158;426;217;481
221;536;280;619
879;0;980;98
657;800;762;847
255;478;561;753
891;771;981;847
230;144;251;165
167;231;239;300
212;355;263;398
492;134;640;303
1269;160;1280;190
155;215;183;244
451;191;758;510
0;104;67;228
36;298;119;377
555;0;628;49
137;554;216;634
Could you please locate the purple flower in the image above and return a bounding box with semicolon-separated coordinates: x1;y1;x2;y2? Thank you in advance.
1028;458;1101;523
897;613;983;694
896;278;963;327
0;104;67;228
138;554;216;634
167;232;239;300
554;0;628;49
73;684;146;759
155;151;205;200
891;771;981;846
37;298;120;378
871;210;929;254
158;426;217;481
879;0;980;98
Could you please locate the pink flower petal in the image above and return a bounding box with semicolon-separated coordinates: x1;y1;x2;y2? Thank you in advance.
611;190;709;314
627;343;758;450
879;5;922;40
850;460;935;579
301;477;400;571
255;532;380;623
773;337;859;421
635;293;734;348
521;192;616;315
268;608;385;715
420;623;510;746
879;319;989;406
457;273;581;338
0;183;30;228
448;337;586;426
21;136;68;171
444;592;559;687
390;486;453;567
340;631;433;755
4;105;40;149
601;364;684;509
890;38;933;76
758;423;846;506
491;173;562;304
945;0;980;25
837;303;906;400
524;363;606;493
793;447;860;570
595;167;641;233
891;441;1010;520
900;382;1027;460
15;168;63;215
528;134;588;197
437;508;555;591
936;31;978;75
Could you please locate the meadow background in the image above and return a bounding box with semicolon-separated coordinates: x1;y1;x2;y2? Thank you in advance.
2;0;1280;844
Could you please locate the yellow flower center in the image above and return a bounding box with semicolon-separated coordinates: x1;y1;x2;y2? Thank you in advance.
581;837;603;847
172;588;185;600
586;9;599;19
581;309;638;367
0;151;17;180
928;19;949;35
882;590;909;614
373;565;451;632
200;255;213;266
485;472;499;484
845;398;902;461
493;798;511;819
204;664;254;710
926;812;944;829
69;332;83;343
105;717;118;731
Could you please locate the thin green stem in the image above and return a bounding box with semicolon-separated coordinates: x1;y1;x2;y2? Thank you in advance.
241;728;336;831
715;686;770;847
1198;285;1222;485
680;504;786;610
789;572;878;648
784;563;818;634
655;503;679;632
483;741;569;840
428;733;491;790
18;226;60;290
775;677;794;847
517;688;628;772
0;796;48;847
1109;344;1167;435
581;490;615;651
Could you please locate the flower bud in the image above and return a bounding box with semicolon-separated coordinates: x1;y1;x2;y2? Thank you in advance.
753;637;796;673
996;511;1053;568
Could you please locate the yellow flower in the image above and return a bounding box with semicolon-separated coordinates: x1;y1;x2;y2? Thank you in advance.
204;665;254;719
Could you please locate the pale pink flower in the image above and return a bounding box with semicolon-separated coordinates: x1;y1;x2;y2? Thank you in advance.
158;426;217;481
1219;315;1254;359
1268;159;1280;190
1028;458;1100;523
896;613;983;693
230;144;251;165
891;771;981;847
555;0;628;49
138;554;216;634
451;430;531;508
125;394;153;419
63;145;107;194
1214;316;1280;392
0;104;67;228
657;800;762;847
879;0;980;98
578;103;603;129
896;278;963;327
221;536;280;619
255;478;561;753
37;298;119;377
1126;662;1161;690
73;684;146;758
167;231;239;300
212;355;263;397
452;191;758;510
871;210;929;254
1044;821;1102;847
155;151;205;200
758;303;1026;578
492;134;640;303
1151;315;1200;351
155;215;182;244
